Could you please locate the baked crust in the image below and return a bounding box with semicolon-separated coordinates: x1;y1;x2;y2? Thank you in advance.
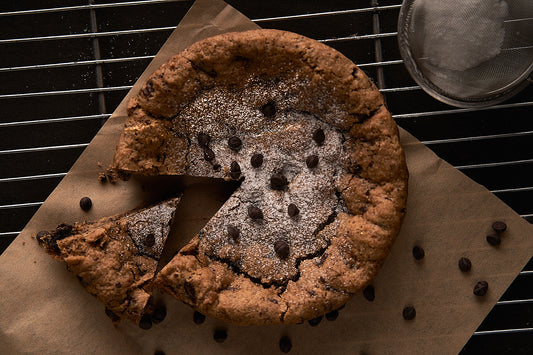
112;29;408;325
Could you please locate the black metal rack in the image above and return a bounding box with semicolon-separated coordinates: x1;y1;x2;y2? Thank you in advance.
1;1;532;353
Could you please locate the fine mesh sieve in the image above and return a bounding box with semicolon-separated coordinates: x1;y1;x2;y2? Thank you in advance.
398;0;533;107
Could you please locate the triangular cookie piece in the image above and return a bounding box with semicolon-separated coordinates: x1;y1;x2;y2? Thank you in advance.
37;196;181;324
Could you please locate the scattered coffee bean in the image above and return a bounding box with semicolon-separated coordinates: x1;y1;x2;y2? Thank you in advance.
105;307;120;323
458;257;472;272
144;233;155;248
474;281;489;296
197;132;211;148
229;161;241;179
486;234;501;246
279;336;292;353
79;197;92;211
270;173;288;190
228;136;242;151
492;221;507;234
248;206;264;220
325;309;339;321
213;329;227;343
288;203;300;217
402;306;416;320
306;155;319;169
274;239;290;259
250;153;264;168
308;315;323;327
203;148;215;161
152;304;167;324
227;225;240;241
260;101;277;118
412;246;425;260
193;311;206;325
139;313;153;330
363;285;375;302
313;128;325;145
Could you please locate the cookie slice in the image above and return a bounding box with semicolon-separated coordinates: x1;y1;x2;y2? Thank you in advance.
37;196;181;324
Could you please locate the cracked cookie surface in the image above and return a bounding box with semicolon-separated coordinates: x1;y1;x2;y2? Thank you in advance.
112;29;408;325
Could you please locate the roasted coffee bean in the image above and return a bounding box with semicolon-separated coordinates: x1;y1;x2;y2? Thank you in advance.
105;307;120;322
213;329;227;343
36;230;48;242
228;136;242;150
79;197;92;211
250;153;264;168
260;101;277;118
144;233;155;248
402;306;416;320
203;148;215;161
274;239;290;259
287;203;299;217
325;309;339;321
279;336;292;353
248;206;264;220
139;314;153;330
229;161;241;179
474;281;489;296
458;257;472;272
227;225;240;241
152;304;167;324
308;315;323;327
363;285;375;302
198;132;211;148
193;311;206;325
270;173;288;190
306;155;319;169
492;221;507;233
313;128;325;145
486;234;501;246
412;246;425;260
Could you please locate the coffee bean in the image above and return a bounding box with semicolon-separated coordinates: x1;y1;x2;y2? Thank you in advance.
486;234;501;246
325;309;339;321
308;315;323;327
229;161;241;179
474;281;489;296
402;306;416;320
248;206;263;220
197;132;211;148
250;153;263;168
144;233;155;248
260;101;277;118
270;173;288;190
152;304;167;324
363;285;375;302
228;136;242;151
139;314;153;330
203;148;215;161
312;128;325;145
105;307;120;322
274;239;290;259
79;197;92;211
193;311;206;325
213;329;227;343
492;221;507;233
227;225;240;241
288;203;299;217
412;246;425;260
36;230;49;242
306;155;319;169
279;336;292;353
458;257;472;272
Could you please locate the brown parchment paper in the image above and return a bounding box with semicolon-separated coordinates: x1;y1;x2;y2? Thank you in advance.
1;0;532;354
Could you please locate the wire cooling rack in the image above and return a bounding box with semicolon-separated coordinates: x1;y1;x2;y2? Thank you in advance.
0;1;532;353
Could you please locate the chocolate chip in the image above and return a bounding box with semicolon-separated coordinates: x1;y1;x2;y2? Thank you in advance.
198;132;211;148
250;153;263;168
36;230;49;242
193;311;206;325
152;304;167;324
213;329;227;343
139;314;153;330
260;101;277;118
141;80;155;97
144;233;155;248
474;281;489;296
306;155;319;169
279;336;292;353
486;234;501;246
203;148;215;161
402;306;416;320
105;307;120;322
288;203;299;217
55;223;73;239
270;173;288;190
363;285;375;302
412;246;425;260
248;206;263;220
79;197;92;211
227;225;240;241
228;136;242;151
213;164;221;171
274;239;290;259
458;257;472;272
325;309;339;321
492;221;507;233
313;128;325;145
308;315;323;327
184;282;196;303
